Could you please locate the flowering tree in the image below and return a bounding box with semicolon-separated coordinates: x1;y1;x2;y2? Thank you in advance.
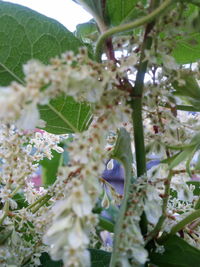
1;0;200;266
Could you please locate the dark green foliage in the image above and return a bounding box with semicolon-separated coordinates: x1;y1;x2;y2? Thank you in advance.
149;235;200;267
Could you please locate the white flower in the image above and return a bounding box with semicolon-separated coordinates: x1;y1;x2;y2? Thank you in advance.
132;246;148;265
144;184;162;224
16;103;40;130
177;184;194;202
68;219;89;249
144;200;162;225
162;54;178;70
45;215;73;238
0;86;24;122
62;248;90;267
69;185;93;217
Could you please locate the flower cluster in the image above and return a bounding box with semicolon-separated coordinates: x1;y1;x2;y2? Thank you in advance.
0;124;64;266
113;175;162;266
43;95;131;266
0;48;124;131
0;45;136;266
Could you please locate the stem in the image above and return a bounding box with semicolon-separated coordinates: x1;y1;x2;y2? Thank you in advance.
0;200;9;225
170;209;200;235
31;195;52;214
132;0;161;236
132;98;147;177
27;194;51;211
109;128;133;267
10;184;23;197
105;37;117;62
95;0;174;62
131;16;156;177
195;198;200;210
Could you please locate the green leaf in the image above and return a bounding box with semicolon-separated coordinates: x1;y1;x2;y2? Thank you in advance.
74;0;147;27
195;152;200;170
161;152;181;164
73;0;104;24
170;188;178;199
180;0;200;8
105;0;147;26
40;140;70;185
75;20;98;43
172;71;200;105
0;1;93;134
40;150;62;186
169;146;196;169
0;1;83;86
13;193;28;209
90;249;111;267
99;215;114;232
176;105;200;112
172;33;200;64
0;227;12;245
39;253;62;267
185;146;197;176
149;235;200;267
167;134;200;172
111;128;133;171
172;4;200;64
39;95;92;134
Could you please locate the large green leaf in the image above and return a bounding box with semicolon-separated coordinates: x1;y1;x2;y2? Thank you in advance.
173;71;200;100
39;95;92;134
172;4;200;64
73;0;104;24
172;70;200;112
105;0;146;26
149;235;200;267
172;33;200;64
0;1;93;134
0;1;82;86
73;0;146;27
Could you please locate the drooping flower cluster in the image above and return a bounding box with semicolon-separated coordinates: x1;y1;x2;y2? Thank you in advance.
43;85;132;266
0;43;136;266
0;48;134;131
